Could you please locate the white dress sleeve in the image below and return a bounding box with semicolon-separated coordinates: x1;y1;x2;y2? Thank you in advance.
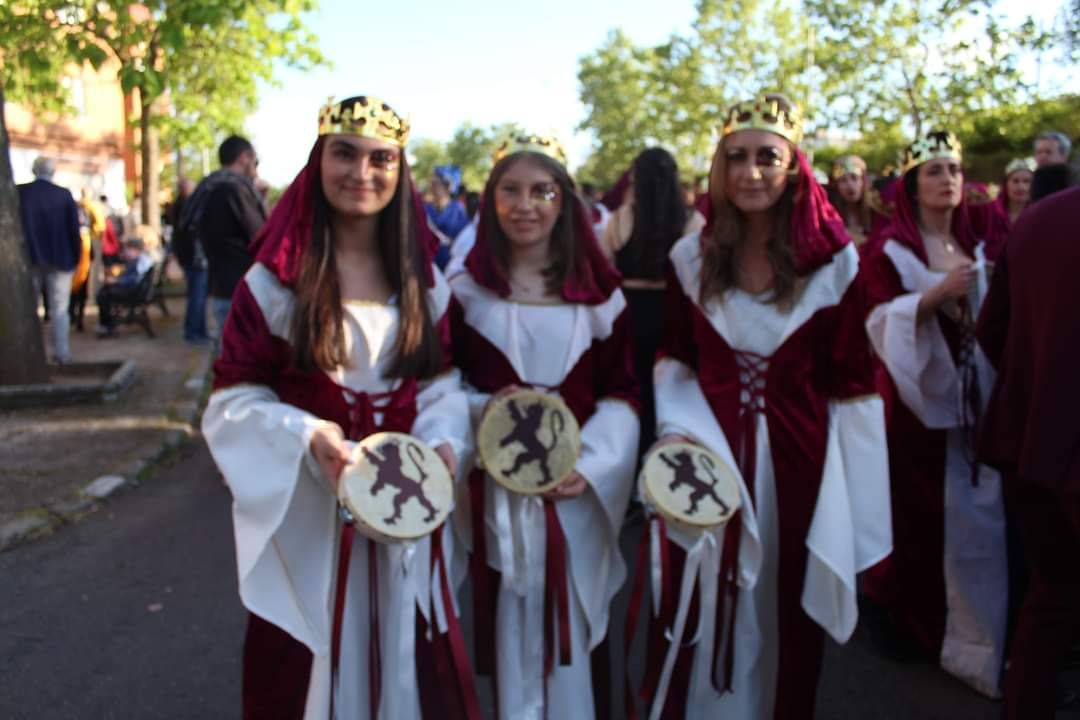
802;395;891;642
865;242;961;428
412;368;470;463
202;383;341;656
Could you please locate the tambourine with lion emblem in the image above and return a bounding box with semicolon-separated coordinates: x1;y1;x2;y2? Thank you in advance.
639;442;741;532
477;389;581;495
338;432;454;543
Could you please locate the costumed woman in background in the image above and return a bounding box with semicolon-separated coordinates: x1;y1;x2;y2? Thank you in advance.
862;130;1008;699
451;133;640;719
636;94;890;719
426;165;470;270
827;154;876;248
987;157;1035;260
600;147;706;457
202;95;478;719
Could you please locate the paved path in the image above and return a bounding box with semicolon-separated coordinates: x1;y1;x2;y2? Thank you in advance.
2;439;1076;718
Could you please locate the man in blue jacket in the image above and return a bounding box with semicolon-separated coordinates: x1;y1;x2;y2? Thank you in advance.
18;157;81;363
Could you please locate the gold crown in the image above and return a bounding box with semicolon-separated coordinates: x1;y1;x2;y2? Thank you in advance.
1004;157;1036;176
721;95;804;145
831;155;866;180
899;131;962;175
318;95;410;147
492;133;568;166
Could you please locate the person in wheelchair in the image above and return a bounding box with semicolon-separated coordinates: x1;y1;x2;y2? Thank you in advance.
95;236;154;337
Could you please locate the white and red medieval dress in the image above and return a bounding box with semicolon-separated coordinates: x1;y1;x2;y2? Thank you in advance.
861;180;1008;698
451;202;640;720
202;142;479;720
633;151;891;719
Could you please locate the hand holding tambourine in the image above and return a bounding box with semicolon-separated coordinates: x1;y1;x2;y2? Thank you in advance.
477;388;582;496
639;440;741;531
335;432;455;543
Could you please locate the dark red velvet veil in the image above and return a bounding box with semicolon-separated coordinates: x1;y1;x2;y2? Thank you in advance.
463;156;622;305
251;137;437;288
700;148;851;275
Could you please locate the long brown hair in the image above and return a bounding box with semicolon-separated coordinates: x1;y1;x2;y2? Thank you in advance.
290;152;443;379
478;152;584;295
699;130;799;307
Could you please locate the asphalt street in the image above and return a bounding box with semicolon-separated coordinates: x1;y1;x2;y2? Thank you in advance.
1;439;1075;719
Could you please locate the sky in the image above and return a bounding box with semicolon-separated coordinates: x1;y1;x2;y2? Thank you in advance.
249;0;699;186
249;0;1075;187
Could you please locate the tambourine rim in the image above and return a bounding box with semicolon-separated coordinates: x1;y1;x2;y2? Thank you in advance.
477;389;582;496
641;442;741;528
338;431;453;540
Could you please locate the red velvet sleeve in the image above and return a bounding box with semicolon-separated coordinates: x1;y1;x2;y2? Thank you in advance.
212;280;285;391
656;263;698;370
859;245;906;311
591;304;641;414
433;295;455;375
816;271;878;400
975;252;1011;370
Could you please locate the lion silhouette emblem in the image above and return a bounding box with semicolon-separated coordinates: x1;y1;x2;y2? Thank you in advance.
362;440;439;525
498;398;566;487
660;449;732;517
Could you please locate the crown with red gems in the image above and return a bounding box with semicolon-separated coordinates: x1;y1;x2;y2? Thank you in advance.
492;133;568;166
900;131;962;176
721;94;804;145
318;95;410;147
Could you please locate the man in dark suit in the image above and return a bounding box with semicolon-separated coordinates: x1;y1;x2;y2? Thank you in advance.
18;156;82;363
977;185;1080;719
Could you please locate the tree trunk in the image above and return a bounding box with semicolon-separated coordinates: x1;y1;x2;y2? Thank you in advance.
0;84;50;385
139;96;161;235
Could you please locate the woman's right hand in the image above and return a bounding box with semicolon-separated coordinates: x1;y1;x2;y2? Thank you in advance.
933;263;976;305
309;424;351;492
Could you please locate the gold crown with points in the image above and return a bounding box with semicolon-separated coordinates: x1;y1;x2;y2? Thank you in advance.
1004;156;1036;176
900;131;962;176
831;155;867;180
492;133;568;166
318;95;410;147
721;95;804;145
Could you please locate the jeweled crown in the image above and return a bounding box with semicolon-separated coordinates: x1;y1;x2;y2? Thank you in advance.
900;131;962;176
1004;157;1036;176
721;95;804;145
492;133;568;166
831;155;866;180
318;95;410;147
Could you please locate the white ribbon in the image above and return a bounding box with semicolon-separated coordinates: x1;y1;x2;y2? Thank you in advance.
650;519;663;618
649;531;719;720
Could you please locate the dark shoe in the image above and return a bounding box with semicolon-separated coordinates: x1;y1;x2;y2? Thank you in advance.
95;326;116;338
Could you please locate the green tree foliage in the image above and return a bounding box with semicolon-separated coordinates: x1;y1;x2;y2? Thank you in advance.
2;1;325;231
409;122;523;194
577;1;814;188
804;0;1053;138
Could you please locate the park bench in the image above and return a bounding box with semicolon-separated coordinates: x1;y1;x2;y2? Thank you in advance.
99;260;169;338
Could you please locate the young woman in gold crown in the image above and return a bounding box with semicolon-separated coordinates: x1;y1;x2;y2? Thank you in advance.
201;95;480;719
449;133;639;719
826;154;879;248
861;130;1008;698
629;93;890;719
988;156;1036;258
